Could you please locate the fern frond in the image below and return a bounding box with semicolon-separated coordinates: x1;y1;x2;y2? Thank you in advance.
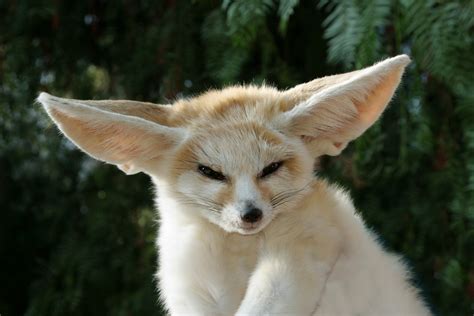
402;1;474;93
277;0;300;33
201;9;250;83
355;0;392;67
320;0;362;67
223;0;274;47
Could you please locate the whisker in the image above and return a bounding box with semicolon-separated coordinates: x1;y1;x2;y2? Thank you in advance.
175;194;224;214
178;201;221;213
271;181;313;210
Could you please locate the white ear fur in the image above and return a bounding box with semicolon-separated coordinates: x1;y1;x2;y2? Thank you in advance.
283;55;410;156
38;93;185;174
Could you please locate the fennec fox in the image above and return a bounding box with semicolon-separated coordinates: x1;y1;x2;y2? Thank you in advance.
39;55;430;315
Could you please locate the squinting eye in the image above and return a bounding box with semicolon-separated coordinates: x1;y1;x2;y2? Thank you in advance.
197;164;227;181
259;161;284;179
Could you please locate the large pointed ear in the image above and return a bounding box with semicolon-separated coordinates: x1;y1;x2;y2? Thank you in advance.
281;55;410;156
38;93;186;175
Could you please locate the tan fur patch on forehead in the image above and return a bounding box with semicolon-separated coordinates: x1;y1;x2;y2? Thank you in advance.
191;121;290;163
167;85;293;128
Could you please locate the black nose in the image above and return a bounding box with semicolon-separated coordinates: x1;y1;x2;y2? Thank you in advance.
241;207;263;223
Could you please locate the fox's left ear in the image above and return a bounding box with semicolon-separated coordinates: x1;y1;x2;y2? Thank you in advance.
281;55;410;156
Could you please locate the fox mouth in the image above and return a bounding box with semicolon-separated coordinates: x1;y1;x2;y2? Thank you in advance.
235;220;266;235
237;226;261;235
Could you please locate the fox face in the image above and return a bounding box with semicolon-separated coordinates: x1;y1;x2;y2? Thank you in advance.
169;117;315;234
38;55;410;235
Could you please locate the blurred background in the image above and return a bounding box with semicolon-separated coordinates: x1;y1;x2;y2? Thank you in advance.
1;0;473;315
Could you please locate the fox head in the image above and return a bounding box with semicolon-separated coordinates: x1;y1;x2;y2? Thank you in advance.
38;55;410;234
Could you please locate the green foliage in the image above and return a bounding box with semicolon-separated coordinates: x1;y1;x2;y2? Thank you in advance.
403;0;474;94
0;0;472;315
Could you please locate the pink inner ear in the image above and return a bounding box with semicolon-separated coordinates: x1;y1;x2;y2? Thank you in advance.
49;108;167;164
353;70;402;130
318;68;405;144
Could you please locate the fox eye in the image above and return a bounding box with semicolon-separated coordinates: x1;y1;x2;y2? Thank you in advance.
197;164;227;181
259;161;283;179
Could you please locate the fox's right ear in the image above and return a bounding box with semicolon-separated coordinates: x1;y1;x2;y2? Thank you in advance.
38;93;186;175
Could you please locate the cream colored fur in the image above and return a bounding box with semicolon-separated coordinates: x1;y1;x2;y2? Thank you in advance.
38;55;431;315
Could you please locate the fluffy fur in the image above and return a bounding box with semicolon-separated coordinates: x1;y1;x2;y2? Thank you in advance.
39;55;431;315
